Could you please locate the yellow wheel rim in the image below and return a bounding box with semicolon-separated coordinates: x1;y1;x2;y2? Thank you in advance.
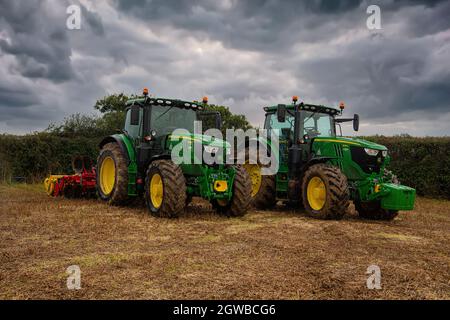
307;176;326;211
150;173;164;209
100;156;115;195
243;163;262;197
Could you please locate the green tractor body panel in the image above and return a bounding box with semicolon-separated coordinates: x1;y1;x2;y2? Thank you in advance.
262;102;416;212
166;132;234;201
379;183;416;210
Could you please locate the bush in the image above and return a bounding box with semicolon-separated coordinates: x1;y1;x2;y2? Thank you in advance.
0;133;99;183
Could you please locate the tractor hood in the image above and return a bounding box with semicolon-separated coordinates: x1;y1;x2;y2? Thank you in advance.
314;137;387;151
168;133;231;149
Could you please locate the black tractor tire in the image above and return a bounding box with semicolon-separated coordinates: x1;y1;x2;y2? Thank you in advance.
145;160;187;218
212;165;252;217
241;147;277;209
96;142;129;205
355;200;399;221
253;175;277;209
301;163;350;220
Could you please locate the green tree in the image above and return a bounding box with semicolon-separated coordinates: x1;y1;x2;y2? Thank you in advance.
205;104;252;131
94;93;137;134
94;93;130;113
46;113;101;138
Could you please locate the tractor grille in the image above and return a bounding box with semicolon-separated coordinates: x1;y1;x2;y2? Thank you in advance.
350;146;383;174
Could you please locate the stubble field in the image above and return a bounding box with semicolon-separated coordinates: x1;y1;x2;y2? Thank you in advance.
0;184;449;299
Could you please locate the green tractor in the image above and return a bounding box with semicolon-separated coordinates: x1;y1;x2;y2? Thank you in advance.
96;89;251;218
243;96;416;220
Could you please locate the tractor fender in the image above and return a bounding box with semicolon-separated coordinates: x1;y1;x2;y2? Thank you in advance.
99;135;131;166
304;156;336;170
149;154;171;163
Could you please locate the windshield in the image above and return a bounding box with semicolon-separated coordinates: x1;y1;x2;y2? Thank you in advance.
150;105;197;136
264;112;295;140
302;111;335;137
264;111;335;139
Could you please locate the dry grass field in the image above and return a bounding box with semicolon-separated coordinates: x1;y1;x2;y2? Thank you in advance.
0;183;449;300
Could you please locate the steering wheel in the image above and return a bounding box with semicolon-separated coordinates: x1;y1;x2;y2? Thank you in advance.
304;126;321;137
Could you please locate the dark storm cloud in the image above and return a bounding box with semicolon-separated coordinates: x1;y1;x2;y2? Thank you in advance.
0;83;39;109
81;4;106;37
110;0;450;122
402;0;450;37
111;0;366;51
293;33;450;120
111;0;449;51
0;1;106;83
0;0;449;134
0;1;74;82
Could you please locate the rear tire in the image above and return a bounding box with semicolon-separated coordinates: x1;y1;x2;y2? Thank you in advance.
96;142;129;205
212;165;251;217
355;201;399;221
252;175;277;209
302;163;350;219
241;147;277;209
145;160;187;218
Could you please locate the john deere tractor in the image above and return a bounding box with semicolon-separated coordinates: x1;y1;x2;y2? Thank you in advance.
96;89;251;218
243;97;415;220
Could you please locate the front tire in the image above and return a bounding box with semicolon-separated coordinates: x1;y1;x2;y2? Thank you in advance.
355;201;399;221
96;142;129;205
302;163;350;219
241;146;277;209
145;160;187;218
212;165;251;217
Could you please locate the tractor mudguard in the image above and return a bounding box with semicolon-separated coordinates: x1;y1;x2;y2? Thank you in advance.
99;134;133;166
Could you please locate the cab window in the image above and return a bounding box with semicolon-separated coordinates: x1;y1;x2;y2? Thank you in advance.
124;107;142;139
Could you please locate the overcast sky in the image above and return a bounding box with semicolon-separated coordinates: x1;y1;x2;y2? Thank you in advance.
0;0;449;136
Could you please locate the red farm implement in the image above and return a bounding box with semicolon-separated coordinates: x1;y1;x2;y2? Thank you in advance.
44;156;97;198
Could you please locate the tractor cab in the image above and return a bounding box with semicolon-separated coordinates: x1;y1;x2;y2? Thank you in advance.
124;95;221;141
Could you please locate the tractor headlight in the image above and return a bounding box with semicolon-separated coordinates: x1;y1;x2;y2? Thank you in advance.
382;150;388;157
364;148;379;156
204;145;219;154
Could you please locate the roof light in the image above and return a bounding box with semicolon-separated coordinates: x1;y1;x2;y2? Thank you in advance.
339;101;345;110
143;88;149;96
202;96;208;104
292;96;298;103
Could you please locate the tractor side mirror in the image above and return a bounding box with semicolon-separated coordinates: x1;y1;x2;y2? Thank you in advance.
277;104;286;123
353;114;359;131
130;105;140;126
